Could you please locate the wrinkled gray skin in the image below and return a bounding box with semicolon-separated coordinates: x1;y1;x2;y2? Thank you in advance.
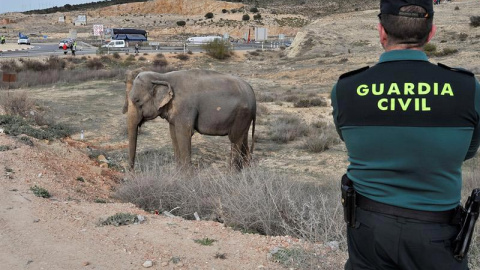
127;69;256;170
122;67;148;114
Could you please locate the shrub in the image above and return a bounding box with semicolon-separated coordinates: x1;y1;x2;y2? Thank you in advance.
112;52;121;59
30;185;51;198
21;59;47;71
435;48;458;57
201;39;232;60
138;56;147;61
0;91;35;118
175;54;189;61
0;115;73;140
470;16;480;27
293;99;311;108
284;95;299;103
269;115;309;143
250;7;259;13
242;14;250;21
303;123;341;153
424;43;458;57
86;58;104;70
1;59;23;73
153;58;168;67
205;12;214;19
310;98;327;107
253;14;262;20
256;93;277;102
194;238;216;246
100;213;139;226
45;55;66;70
115;163;345;244
19;135;34;146
176;20;186;27
459;33;468;41
294;98;327;108
222;9;228;13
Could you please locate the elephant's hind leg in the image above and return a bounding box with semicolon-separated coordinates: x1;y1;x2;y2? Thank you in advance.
229;133;250;170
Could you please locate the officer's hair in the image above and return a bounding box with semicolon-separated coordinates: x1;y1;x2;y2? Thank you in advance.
380;5;433;48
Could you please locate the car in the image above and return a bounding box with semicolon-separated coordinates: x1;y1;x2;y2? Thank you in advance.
101;40;126;48
17;37;30;45
59;39;73;49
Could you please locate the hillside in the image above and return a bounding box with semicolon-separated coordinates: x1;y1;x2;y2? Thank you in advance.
1;0;480;269
0;0;376;41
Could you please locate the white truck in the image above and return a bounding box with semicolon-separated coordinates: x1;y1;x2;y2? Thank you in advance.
186;36;222;45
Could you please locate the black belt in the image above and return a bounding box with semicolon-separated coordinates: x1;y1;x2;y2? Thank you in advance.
356;193;457;224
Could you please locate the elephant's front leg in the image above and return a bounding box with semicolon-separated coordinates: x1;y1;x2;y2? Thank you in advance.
172;123;193;167
169;123;180;162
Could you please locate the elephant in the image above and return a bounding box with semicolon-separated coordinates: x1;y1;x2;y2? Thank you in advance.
126;69;257;170
122;67;149;114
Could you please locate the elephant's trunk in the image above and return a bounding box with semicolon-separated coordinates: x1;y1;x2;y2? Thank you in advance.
127;103;141;170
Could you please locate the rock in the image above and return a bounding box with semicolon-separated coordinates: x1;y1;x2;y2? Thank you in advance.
136;215;146;224
326;241;339;251
161;261;169;267
142;260;153;268
99;163;109;168
97;155;108;163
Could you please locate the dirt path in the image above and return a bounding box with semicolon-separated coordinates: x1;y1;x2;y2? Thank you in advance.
4;134;347;270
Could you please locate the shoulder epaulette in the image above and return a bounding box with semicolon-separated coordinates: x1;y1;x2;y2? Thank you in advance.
339;66;369;79
438;63;474;77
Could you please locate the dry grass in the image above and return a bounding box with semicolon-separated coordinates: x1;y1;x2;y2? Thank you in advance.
115;158;346;245
268;115;310;143
303;122;341;153
0;91;36;118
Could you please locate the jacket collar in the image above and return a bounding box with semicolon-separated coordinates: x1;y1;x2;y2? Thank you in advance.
379;50;429;63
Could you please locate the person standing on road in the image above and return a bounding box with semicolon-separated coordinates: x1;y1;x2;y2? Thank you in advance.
331;0;480;269
63;43;68;55
71;41;76;56
135;42;139;54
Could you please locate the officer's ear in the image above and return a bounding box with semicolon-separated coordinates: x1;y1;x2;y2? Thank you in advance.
378;23;388;49
426;24;437;43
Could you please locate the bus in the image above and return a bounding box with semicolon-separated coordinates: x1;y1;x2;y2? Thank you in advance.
105;28;148;42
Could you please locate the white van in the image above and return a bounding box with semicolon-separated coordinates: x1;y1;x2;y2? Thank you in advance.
102;40;126;48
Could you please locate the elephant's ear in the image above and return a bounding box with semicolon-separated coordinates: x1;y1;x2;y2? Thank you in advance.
152;80;173;110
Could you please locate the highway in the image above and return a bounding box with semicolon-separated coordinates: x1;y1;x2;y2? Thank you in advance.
0;41;276;58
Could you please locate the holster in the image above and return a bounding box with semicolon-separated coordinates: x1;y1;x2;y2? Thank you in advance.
341;174;356;228
452;188;480;261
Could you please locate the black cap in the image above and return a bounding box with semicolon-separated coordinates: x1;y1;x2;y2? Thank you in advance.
380;0;434;18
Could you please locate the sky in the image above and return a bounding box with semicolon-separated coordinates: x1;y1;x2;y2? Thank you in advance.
1;0;95;13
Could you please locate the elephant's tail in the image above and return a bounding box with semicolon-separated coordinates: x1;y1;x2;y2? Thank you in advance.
250;115;255;154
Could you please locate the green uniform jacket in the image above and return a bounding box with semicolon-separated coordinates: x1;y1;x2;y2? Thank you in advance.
331;50;480;211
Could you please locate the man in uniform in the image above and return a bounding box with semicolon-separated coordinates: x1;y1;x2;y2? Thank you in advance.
331;0;480;269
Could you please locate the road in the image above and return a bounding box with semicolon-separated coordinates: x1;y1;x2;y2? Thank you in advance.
0;42;278;58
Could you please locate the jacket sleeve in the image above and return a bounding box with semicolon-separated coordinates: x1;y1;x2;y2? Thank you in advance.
331;83;344;141
465;78;480;160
